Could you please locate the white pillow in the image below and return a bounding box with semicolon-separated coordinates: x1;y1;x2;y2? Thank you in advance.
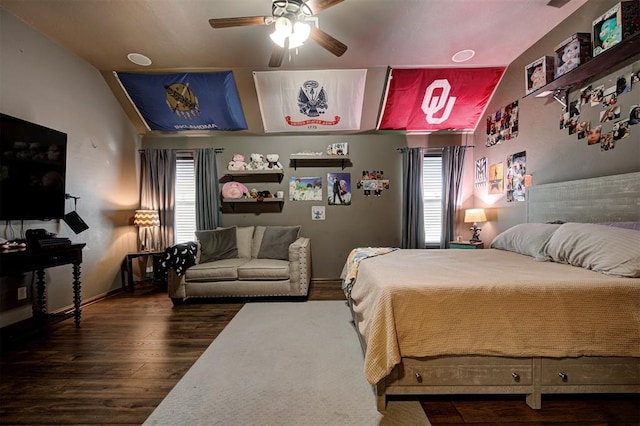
490;223;561;259
543;222;640;277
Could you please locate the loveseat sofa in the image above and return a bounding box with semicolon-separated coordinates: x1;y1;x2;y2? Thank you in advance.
165;225;311;304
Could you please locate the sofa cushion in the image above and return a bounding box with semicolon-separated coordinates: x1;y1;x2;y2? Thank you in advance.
257;226;301;260
217;225;254;259
196;227;238;264
185;258;248;281
237;259;290;280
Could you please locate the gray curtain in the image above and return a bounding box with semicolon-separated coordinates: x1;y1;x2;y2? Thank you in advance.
440;146;466;248
140;148;177;250
401;147;425;249
194;148;221;230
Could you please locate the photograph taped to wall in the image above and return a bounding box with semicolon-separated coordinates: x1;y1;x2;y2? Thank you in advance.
312;206;325;220
613;119;630;140
327;172;351;205
601;85;617;107
576;120;590;140
616;72;633;95
600;131;615;151
488;162;503;195
580;85;592;105
630;105;639;125
506;151;526;202
600;106;621;123
591;84;604;106
289;176;322;201
587;124;602;145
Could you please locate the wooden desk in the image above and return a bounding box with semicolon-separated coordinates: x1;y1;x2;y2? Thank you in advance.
0;243;85;327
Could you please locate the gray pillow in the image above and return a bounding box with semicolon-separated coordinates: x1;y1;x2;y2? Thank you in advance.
257;226;301;260
543;222;640;277
196;227;238;264
490;223;561;259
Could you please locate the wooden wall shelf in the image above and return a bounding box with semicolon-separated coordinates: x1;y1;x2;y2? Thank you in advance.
525;31;640;98
289;155;352;170
219;169;284;184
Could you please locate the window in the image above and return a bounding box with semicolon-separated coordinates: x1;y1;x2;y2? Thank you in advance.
174;156;196;243
422;155;443;245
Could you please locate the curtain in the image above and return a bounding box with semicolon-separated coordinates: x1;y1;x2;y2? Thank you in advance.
140;148;176;250
440;146;466;248
401;147;425;249
194;148;221;230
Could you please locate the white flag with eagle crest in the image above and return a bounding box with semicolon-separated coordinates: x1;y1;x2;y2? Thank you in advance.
253;69;366;133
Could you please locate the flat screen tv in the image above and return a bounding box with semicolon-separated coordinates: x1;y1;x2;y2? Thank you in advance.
0;113;68;221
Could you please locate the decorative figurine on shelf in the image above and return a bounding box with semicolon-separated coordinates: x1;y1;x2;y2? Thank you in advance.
265;153;283;170
247;153;265;170
228;153;248;171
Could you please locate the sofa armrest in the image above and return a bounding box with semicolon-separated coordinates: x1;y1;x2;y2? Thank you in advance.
288;237;311;296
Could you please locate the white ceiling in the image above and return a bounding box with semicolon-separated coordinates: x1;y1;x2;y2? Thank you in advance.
1;0;588;72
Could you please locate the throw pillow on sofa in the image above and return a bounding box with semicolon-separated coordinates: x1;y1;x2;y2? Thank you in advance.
257;226;301;260
196;227;238;264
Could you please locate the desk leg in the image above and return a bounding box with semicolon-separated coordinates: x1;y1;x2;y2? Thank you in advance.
127;256;134;292
35;268;46;317
72;262;82;327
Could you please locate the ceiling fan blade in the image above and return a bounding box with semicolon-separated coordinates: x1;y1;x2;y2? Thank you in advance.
209;16;269;28
306;0;345;15
269;44;285;68
309;26;347;57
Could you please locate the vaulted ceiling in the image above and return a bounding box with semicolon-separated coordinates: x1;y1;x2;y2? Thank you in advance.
0;0;589;135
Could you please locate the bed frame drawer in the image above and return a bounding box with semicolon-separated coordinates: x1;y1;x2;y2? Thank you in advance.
541;357;640;386
394;356;533;386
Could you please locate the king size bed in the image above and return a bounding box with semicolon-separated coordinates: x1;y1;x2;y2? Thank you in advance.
342;172;640;410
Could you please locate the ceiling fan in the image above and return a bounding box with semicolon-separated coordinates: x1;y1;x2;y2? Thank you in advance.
209;0;347;67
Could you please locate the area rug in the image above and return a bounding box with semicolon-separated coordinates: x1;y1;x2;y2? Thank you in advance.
144;301;431;425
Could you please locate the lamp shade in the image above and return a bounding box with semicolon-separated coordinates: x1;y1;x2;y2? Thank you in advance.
134;209;160;227
464;208;487;223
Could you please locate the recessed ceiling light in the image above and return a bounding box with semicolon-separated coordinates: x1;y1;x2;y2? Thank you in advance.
127;53;152;66
452;49;475;63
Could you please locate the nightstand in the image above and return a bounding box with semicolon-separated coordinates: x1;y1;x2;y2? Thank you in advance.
449;241;484;249
121;251;166;292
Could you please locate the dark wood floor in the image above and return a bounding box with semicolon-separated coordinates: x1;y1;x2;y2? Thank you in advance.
0;281;638;425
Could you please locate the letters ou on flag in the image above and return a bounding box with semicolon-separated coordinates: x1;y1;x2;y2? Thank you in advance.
378;67;505;132
253;69;367;133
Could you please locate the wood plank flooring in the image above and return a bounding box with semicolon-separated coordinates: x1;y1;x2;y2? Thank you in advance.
0;280;638;425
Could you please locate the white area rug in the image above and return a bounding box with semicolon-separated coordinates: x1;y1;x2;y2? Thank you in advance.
144;301;431;425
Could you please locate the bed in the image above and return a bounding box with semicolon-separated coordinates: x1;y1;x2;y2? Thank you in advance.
343;172;640;410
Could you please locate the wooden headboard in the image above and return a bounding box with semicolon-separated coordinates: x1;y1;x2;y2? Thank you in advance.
527;172;640;223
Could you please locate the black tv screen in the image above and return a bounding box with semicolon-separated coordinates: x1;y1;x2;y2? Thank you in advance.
0;113;67;221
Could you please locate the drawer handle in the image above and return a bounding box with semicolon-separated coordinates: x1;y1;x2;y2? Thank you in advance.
558;372;568;382
511;372;520;383
415;372;423;383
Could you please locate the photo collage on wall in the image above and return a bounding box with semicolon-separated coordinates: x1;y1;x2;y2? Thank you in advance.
560;68;638;152
486;100;519;147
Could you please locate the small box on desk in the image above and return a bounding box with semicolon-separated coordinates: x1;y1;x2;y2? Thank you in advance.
592;1;640;57
525;56;555;95
554;33;591;78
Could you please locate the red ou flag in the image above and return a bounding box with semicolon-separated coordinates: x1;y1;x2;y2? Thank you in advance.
378;67;505;132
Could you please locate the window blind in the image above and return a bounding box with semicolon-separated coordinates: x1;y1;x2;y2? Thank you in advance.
423;155;443;244
174;157;196;243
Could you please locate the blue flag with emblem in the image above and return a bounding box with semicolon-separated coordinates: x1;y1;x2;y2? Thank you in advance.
116;71;247;132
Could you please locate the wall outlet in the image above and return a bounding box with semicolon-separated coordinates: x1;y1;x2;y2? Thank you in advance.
17;286;27;300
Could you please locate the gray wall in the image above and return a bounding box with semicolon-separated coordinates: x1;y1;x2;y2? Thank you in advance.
0;9;140;326
143;134;406;279
471;0;640;243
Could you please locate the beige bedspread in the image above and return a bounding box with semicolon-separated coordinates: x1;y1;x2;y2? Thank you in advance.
348;249;640;385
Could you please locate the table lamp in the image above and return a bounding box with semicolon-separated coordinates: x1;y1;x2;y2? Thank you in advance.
464;208;487;243
134;209;160;251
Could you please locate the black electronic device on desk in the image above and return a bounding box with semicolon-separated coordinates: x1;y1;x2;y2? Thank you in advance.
25;228;71;248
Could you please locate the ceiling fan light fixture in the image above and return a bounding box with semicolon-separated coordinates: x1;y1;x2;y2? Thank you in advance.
288;21;310;48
